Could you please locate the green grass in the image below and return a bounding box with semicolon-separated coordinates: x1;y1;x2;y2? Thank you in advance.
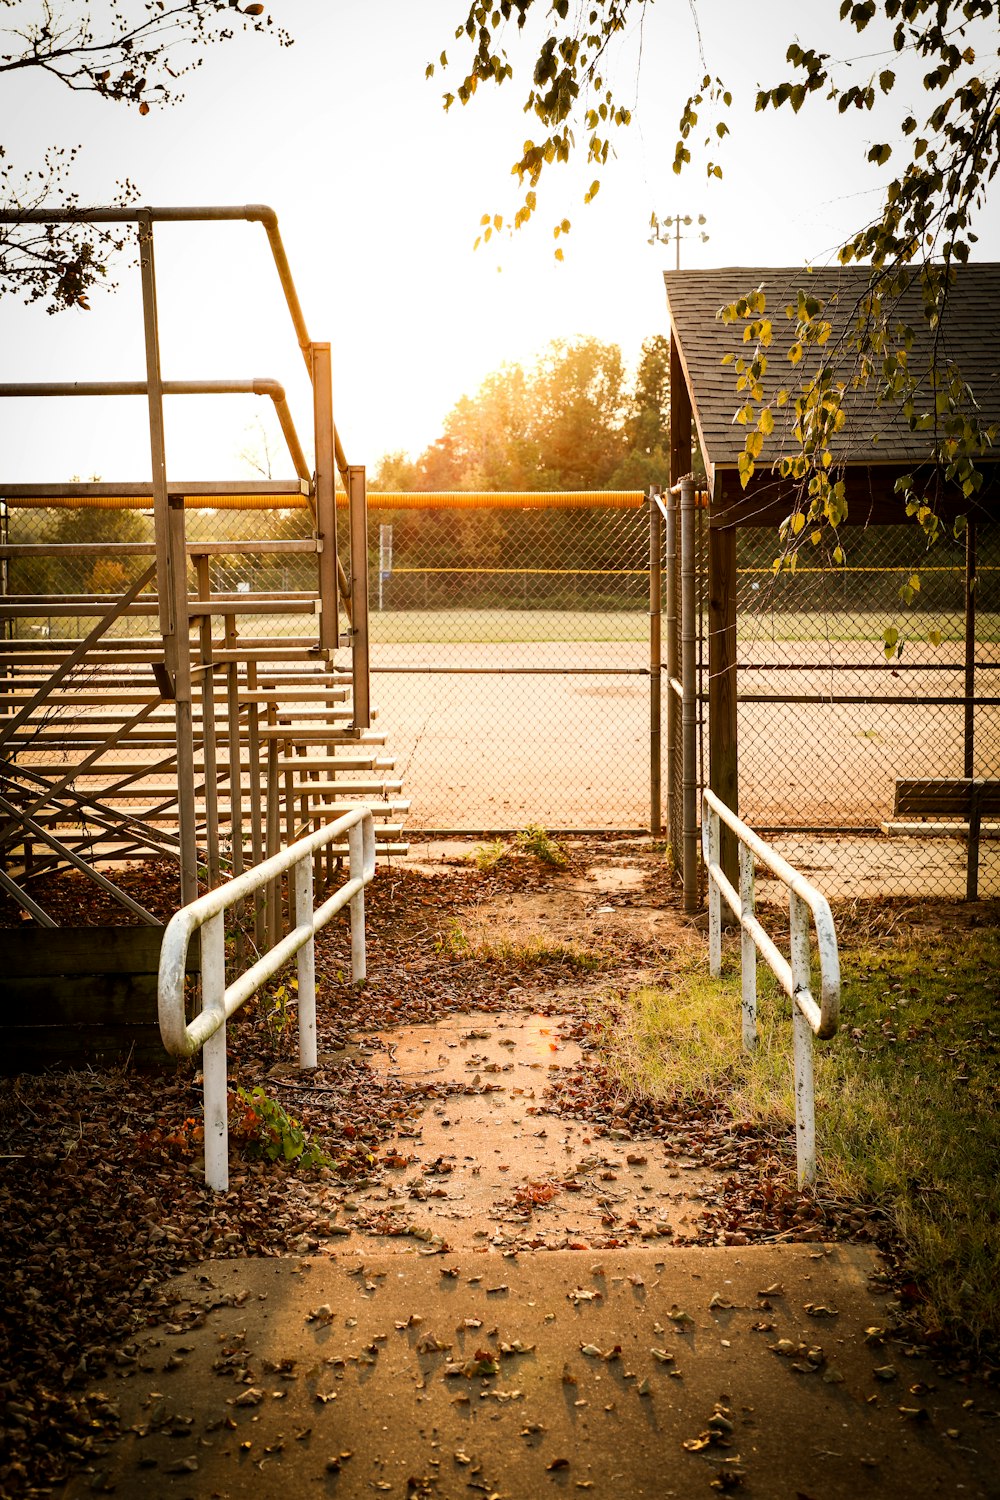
738;610;1000;644
368;609;648;644
593;922;1000;1349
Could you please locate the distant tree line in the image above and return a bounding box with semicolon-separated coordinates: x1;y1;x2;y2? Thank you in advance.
371;334;671;495
360;336;673;613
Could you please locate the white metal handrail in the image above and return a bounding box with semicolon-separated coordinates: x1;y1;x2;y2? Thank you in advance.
158;806;376;1191
701;789;841;1186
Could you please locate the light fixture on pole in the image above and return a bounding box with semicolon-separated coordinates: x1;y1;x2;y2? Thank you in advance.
648;213;709;270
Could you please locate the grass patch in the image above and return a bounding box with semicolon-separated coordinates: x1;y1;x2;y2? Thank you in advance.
593;921;1000;1349
438;917;601;971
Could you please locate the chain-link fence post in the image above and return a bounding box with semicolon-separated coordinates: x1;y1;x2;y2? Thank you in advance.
649;489;662;836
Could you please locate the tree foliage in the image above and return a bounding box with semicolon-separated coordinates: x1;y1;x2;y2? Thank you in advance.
0;1;292;311
435;0;999;605
372;334;670;494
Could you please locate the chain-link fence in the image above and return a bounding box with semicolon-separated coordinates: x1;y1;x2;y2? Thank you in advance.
733;519;999;898
9;485;995;901
352;493;654;831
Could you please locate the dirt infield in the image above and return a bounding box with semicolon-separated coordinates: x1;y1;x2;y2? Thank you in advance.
363;614;999;899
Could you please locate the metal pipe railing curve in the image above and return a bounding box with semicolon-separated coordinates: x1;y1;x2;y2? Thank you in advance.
157;806;376;1190
701;787;841;1186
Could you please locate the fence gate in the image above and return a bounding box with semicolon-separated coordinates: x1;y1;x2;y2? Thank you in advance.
354;491;658;833
659;480;999;905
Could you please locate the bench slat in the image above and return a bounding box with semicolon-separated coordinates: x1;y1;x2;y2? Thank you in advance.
894;778;1000;817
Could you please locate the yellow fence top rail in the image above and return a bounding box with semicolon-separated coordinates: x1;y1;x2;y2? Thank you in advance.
3;488;650;512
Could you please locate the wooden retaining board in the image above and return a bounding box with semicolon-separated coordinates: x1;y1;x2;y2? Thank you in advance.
2;927;199;1072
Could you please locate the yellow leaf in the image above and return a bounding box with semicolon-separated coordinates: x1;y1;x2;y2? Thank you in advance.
759;408;774;436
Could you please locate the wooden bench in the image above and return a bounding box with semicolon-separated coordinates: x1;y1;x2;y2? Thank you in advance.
882;779;1000;900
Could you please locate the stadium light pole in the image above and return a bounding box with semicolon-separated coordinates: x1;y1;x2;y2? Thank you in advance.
648;213;709;269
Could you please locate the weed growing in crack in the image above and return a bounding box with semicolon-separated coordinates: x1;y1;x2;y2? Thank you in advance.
470;824;569;872
514;824;569;867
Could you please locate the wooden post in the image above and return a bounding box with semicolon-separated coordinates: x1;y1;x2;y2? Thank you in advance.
195;554;220;889
709;523;739;890
680;478;699;914
224;615;245;967
139;213;197;905
964;517;977;778
664;489;680;866
669;334;693;881
669;335;692;484
246;659;265;946
649;491;662;837
168;502;199;903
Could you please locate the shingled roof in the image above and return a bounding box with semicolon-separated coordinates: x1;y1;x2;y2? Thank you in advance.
664;264;1000;478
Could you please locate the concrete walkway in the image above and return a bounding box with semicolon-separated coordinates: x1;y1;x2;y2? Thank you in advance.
64;1243;996;1499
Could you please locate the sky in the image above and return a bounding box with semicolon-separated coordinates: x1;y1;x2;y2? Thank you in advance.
0;0;997;486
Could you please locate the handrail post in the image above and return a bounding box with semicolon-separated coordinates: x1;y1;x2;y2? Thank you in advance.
158;807;378;1190
707;802;722;977
739;842;757;1051
349;818;367;983
202;910;229;1192
295;853;317;1069
789;891;816;1186
700;788;839;1188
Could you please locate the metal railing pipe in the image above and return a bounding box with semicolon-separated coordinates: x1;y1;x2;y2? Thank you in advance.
0;379;312;490
0;202;353;470
158;806;376;1190
701;787;841;1186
